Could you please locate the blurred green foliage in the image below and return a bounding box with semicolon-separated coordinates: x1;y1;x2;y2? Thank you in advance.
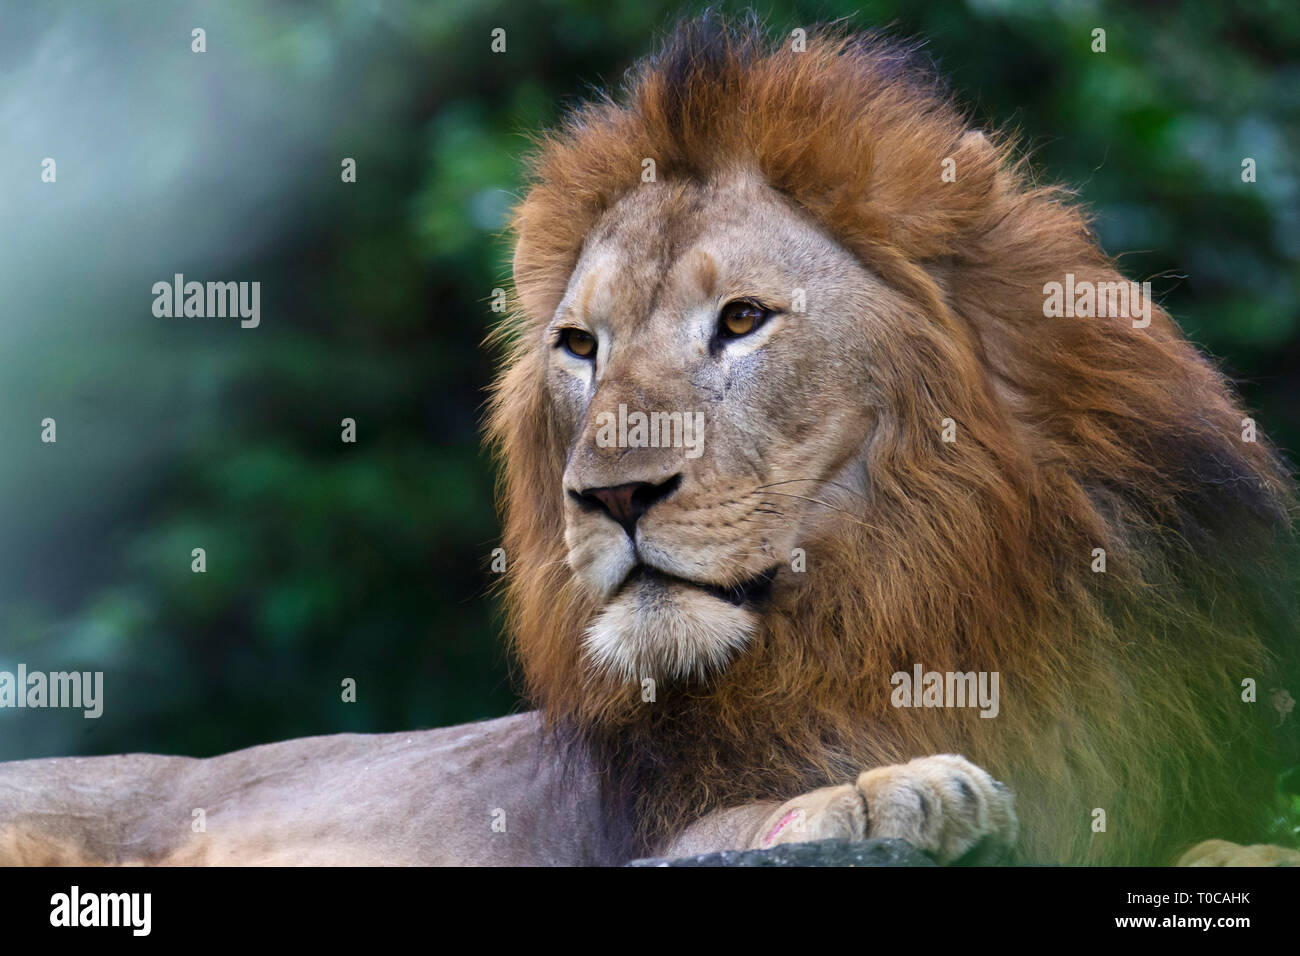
0;1;1296;841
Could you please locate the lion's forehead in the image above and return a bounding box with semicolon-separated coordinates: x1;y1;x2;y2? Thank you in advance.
564;175;849;337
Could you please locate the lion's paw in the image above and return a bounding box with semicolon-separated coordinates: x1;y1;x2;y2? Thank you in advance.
1177;839;1300;867
754;754;1017;864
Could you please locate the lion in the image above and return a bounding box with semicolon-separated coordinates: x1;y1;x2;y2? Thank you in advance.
1;17;1297;867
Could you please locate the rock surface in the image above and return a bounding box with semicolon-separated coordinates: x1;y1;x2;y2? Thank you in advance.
628;837;937;867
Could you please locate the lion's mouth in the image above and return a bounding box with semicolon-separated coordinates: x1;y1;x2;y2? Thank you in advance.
622;564;779;607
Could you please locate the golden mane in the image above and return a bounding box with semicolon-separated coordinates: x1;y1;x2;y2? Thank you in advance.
488;16;1298;863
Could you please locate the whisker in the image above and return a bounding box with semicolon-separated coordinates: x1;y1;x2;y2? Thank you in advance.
756;477;870;503
759;490;875;528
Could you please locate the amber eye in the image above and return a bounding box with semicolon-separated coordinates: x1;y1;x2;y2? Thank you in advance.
718;300;769;339
558;328;597;359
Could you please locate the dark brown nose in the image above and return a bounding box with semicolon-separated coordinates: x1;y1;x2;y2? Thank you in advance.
574;475;681;538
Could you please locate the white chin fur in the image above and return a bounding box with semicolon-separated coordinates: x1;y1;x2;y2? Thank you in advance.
565;527;636;601
582;575;758;683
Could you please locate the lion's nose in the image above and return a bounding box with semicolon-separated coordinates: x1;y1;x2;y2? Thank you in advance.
574;475;681;538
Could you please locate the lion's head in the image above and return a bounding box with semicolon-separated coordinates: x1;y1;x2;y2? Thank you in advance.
544;166;897;684
489;18;1297;862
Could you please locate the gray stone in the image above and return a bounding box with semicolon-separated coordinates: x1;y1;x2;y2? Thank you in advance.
628;837;938;867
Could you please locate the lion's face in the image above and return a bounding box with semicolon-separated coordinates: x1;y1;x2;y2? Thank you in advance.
545;171;899;682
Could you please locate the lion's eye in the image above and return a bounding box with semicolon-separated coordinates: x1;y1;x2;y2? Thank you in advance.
558;328;597;359
718;300;770;339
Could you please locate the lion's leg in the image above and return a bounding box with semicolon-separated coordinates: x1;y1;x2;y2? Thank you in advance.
1177;839;1300;866
758;755;1016;863
0;713;607;866
665;754;1017;864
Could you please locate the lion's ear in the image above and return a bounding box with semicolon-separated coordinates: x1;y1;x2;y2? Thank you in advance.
952;129;1000;190
511;188;593;325
919;129;1005;254
511;202;555;325
860;126;1005;260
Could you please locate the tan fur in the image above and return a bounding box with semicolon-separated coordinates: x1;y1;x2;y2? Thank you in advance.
0;714;609;865
1178;840;1300;866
